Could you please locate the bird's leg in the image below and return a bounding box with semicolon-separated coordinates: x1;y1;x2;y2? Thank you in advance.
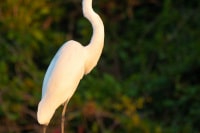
61;100;68;133
42;125;47;133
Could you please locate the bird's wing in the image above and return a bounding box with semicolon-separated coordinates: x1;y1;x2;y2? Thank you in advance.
41;41;86;103
42;46;62;98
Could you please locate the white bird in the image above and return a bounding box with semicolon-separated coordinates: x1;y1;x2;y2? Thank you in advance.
36;0;104;132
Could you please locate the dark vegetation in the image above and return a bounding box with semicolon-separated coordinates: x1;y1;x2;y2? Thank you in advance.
0;0;200;132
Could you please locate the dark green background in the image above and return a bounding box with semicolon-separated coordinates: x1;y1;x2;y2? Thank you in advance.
0;0;199;132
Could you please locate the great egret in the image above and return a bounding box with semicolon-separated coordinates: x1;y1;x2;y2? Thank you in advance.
37;0;104;132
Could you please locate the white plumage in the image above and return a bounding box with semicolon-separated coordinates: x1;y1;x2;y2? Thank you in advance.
37;0;104;131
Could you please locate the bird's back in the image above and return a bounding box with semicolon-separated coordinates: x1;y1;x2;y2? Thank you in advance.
37;40;86;125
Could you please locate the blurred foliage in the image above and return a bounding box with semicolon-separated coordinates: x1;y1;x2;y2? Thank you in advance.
0;0;200;132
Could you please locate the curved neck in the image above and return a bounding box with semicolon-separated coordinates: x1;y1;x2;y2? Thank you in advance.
82;0;104;74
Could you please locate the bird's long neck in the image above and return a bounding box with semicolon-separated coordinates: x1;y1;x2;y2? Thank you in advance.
82;0;104;74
